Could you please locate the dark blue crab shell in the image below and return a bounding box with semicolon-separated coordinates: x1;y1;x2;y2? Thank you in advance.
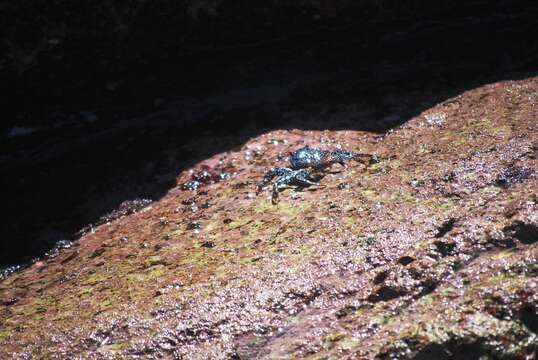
289;147;330;170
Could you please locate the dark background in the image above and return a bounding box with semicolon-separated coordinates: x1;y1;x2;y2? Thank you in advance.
2;0;538;268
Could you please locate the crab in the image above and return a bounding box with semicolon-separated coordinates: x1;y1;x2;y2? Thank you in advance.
257;146;377;203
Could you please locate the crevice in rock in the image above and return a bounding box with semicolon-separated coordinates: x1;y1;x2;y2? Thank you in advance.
285;286;323;306
411;343;451;360
373;270;390;285
433;239;457;257
412;341;487;360
368;285;403;303
487;235;517;249
503;221;538;245
397;256;415;266
520;305;538;335
434;218;457;238
414;280;439;299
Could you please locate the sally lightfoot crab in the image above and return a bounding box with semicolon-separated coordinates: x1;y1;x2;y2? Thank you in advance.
257;146;377;203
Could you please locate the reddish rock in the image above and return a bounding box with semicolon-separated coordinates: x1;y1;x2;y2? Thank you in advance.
1;76;537;358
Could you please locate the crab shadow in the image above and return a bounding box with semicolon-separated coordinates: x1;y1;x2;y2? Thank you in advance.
2;7;538;266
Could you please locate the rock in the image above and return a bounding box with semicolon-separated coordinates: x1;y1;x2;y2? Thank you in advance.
1;44;538;360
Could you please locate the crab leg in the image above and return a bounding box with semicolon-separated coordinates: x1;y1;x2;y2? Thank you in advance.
257;167;291;194
294;169;319;186
270;169;319;203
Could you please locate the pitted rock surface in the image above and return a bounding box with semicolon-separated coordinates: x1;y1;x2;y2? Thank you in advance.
1;77;537;359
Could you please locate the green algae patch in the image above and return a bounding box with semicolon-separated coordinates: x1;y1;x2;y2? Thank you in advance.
254;199;273;214
235;219;265;243
146;265;167;280
338;337;361;351
388;159;403;169
275;201;311;218
441;196;460;209
361;189;378;200
492;250;516;260
202;220;219;234
452;137;467;146
323;331;345;349
288;243;314;261
98;299;113;310
423;196;457;211
344;217;364;235
84;273;107;286
18;296;59;318
361;188;390;204
0;330;12;341
97;342;124;355
491;125;512;136
368;161;385;171
419;294;434;306
480;185;502;195
367;159;402;172
229;217;253;229
390;191;416;203
168;228;185;238
147;255;164;267
342;169;357;179
380;314;398;326
440;287;457;298
417;144;431;155
477;118;495;129
89;247;106;259
78;287;94;296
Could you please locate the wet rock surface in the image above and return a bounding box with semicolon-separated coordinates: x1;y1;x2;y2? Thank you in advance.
3;4;538;267
1;74;537;358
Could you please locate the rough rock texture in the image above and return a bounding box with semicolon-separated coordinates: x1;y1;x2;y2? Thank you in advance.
1;75;537;358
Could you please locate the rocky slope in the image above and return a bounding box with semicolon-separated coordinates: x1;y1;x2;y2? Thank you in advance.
3;4;538;267
1;74;537;358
